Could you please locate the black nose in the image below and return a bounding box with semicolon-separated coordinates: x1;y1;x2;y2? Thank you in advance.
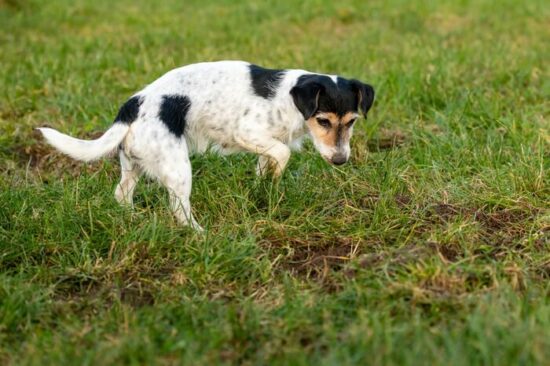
331;154;347;165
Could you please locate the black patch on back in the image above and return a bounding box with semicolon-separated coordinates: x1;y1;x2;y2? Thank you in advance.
158;95;191;138
114;96;142;124
249;64;286;99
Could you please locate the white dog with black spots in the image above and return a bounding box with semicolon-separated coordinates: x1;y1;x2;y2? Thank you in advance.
39;60;375;231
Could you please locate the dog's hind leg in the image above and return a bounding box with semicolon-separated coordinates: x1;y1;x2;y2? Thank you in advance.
142;139;202;231
115;150;140;206
162;154;202;231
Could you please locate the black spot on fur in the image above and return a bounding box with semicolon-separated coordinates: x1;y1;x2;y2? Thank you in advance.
243;108;250;116
158;95;191;138
249;64;286;99
114;96;142;124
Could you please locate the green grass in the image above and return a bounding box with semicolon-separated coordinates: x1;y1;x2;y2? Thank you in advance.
1;0;549;364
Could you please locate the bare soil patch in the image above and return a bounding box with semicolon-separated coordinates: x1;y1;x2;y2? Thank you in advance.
260;233;360;281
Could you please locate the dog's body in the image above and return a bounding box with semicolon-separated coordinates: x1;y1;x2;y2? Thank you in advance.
39;61;374;230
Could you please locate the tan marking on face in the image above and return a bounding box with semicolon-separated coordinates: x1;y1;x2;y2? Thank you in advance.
306;111;359;150
306;112;339;149
341;111;359;125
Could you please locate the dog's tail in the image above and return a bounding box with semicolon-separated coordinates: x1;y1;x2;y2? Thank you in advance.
37;123;130;162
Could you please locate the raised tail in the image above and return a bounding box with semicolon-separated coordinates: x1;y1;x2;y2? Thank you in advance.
37;123;130;162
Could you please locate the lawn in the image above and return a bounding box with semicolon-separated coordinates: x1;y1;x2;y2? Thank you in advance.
0;0;549;364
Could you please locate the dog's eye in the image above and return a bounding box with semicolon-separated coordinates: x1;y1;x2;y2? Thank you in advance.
346;118;357;127
316;118;331;128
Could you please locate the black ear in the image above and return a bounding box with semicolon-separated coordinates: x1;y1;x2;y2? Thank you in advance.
351;80;375;117
290;78;324;120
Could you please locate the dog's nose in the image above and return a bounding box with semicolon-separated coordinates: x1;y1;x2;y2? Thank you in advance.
331;154;347;165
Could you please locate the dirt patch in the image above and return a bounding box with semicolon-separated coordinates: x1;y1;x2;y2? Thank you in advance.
434;242;461;262
259;202;540;284
367;128;408;151
260;233;360;281
395;194;413;207
426;203;470;221
0;0;25;9
474;209;532;233
260;232;464;291
423;202;543;258
425;203;537;231
351;128;408;161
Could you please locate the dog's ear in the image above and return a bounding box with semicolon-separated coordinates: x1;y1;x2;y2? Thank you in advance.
290;77;325;120
350;80;375;117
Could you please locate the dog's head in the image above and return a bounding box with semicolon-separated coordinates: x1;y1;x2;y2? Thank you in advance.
290;75;374;165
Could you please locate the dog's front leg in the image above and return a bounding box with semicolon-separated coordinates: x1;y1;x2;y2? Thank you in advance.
235;135;290;178
259;145;291;177
256;155;272;176
256;155;291;177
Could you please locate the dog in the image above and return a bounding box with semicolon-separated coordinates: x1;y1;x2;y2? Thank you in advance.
38;61;375;231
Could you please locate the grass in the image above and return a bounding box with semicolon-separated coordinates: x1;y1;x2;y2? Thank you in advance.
0;0;549;364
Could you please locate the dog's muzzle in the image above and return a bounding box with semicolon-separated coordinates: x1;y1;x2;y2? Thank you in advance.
330;153;348;165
